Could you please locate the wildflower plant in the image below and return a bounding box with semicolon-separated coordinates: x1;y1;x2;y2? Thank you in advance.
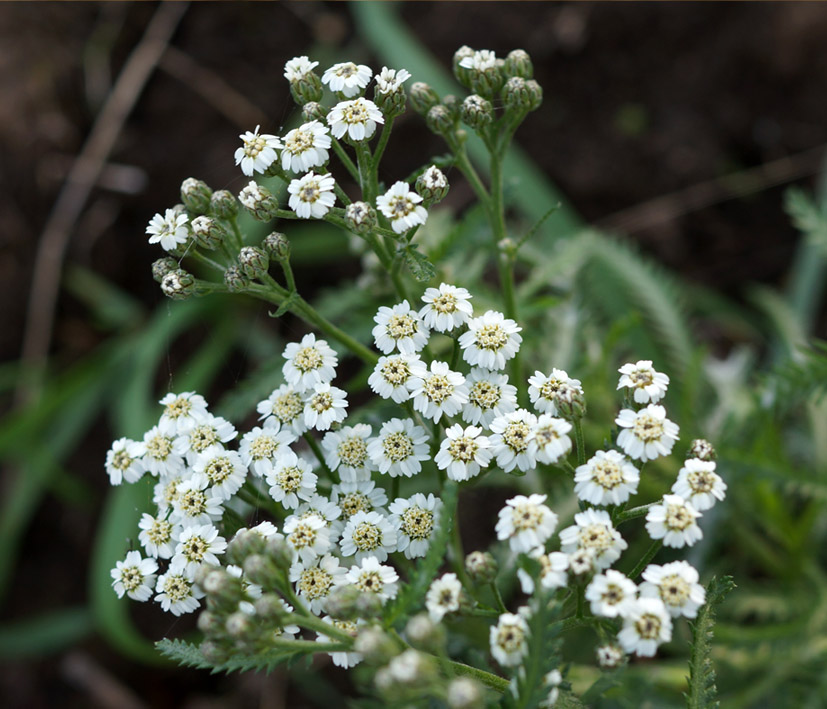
107;46;734;706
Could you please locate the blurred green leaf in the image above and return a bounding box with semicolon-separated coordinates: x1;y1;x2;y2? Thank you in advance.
0;607;92;659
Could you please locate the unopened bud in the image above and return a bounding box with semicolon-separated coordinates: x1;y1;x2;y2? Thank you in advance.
326;584;362;620
524;79;543;111
290;70;323;105
345;201;377;235
254;593;290;624
199;639;231;665
465;550;498;585
355;589;384;619
460;94;493;131
452;46;475;88
688;439;716;462
226;529;268;566
200;568;244;608
386;648;438;687
441;94;460;119
425;104;456;137
505;49;533;79
554;383;586;420
224;265;250;293
302;101;326;122
374;85;407;118
263;231;291;261
210;189;239;220
180;177;212;215
409;82;440;115
354;626;398;665
470;62;505;98
405;613;445;653
447;677;485;709
225;610;257;639
238;246;269;279
152;257;178;283
197;610;226;637
190;215;228;250
242;553;281;588
415;166;449;205
238;181;279;221
161;269;196;300
265;536;295;570
504;76;532;113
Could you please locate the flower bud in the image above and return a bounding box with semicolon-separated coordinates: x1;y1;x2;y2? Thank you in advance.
200;568;244;609
504;76;532;113
374;85;407;118
405;613;445;653
554;383;586;420
242;553;281;588
238;246;270;279
596;643;626;669
465;550;498;585
355;589;384;619
345;201;377;235
325;584;362;620
226;610;259;640
354;626;398;665
524;79;543;111
460;95;493;131
447;677;485;709
262;231;290;263
152;257;178;283
226;529;268;567
199;638;231;664
190;215;228;250
238;181;279;221
688;439;716;462
441;94;460;119
210;189;239;220
425;104;456;137
224;265;250;293
386;648;438;688
470;62;505;98
197;609;226;637
161;269;196;300
505;49;534;79
415;166;449;206
254;593;291;624
302;101;326;122
409;82;440;115
452;46;475;88
290;70;323;105
180;177;212;215
265;536;295;570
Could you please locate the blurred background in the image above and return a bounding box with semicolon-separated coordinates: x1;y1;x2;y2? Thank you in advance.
3;2;827;707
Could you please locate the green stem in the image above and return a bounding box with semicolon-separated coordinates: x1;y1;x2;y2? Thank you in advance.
283;612;354;643
331;138;360;182
268;638;348;653
371;117;394;173
237;485;280;519
279;257;296;293
615;502;656;525
490;582;507;613
355;142;375;202
467;607;500;618
573;419;586;466
186;249;226;273
451;139;490;205
303;432;334;480
333;181;352;207
274;209;300;220
229;217;245;250
449;502;473;591
445;659;509;693
628;539;663;580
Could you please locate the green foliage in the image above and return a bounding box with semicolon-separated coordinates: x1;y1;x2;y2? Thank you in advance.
402;244;437;282
157;638;298;675
685;576;735;709
767;340;827;408
784;187;827;252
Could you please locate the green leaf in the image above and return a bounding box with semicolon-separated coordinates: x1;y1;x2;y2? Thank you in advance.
784;187;827;249
157;638;298;675
685;575;736;709
0;607;92;659
402;245;437;282
64;265;145;332
269;291;299;318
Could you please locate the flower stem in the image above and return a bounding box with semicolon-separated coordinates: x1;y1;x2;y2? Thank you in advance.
444;659;510;693
490;582;507;613
303;432;333;480
331;138;360;182
372;118;394;173
573;419;586;466
628;539;663;580
615;502;656;525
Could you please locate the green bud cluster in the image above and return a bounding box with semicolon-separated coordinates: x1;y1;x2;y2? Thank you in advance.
161;268;196;300
460;95;493;131
344;201;378;235
190;215;228;250
289;70;323;106
224;265;250;293
263;231;291;262
238;246;270;280
465;550;499;585
210;189;239;220
152;257;178;283
180;178;213;215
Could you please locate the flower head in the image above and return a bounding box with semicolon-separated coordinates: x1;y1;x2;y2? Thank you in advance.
672;458;726;511
419;283;473;332
559;508;627;570
376;181;428;234
154;558;204;616
111;551;158;601
282;333;338;393
490;611;529;667
489;409;538;473
617;360;670;404
496;494;558;553
368;353;422;404
645;494;702;548
105;438;145;485
528;369;583;417
288;171;336;219
534;414;573;464
407;360;468;422
257;384;308;436
640;561;706;618
617;597;672;657
266;449;318;510
375;66;411;94
340;510;397;563
517;548;569;595
173;523;227;575
372;300;430;355
322;424;375;482
192;450;246;501
289;554;348;615
284;56;319;82
327;97;384;141
389;493;442;559
235;125;282;176
239;418;297;477
459;310;522;370
284;513;331;565
345;556;399;601
138;513;176;559
322;62;372;97
459;49;498;72
616;404;679;462
435;424;493;482
368;418;430;478
574;450;640;506
303;382;348;431
281;120;331;173
462;369;518;427
585;570;638;618
426;572;463;622
146;209;189;252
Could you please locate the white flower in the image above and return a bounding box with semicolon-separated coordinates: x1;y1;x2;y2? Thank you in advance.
266;449;318;510
459;310;522;370
171;473;224;526
239;418;297;477
154;558;204;616
192;450;246;501
284;56;319;82
640;561;706;618
339;510;397;563
372;300;430;355
617;360;670;404
568;547;598;576
140;426;185;477
282;333;338;393
672;459;726;511
645;494;702;548
304;382;348;431
489;409;538;473
316;617;363;668
574;450;640;506
389;493;442;559
540;669;563;708
528;369;583;416
289;554;348;615
559;508;628;570
284;513;331;565
152;475;184;515
374;66;411;94
173;523;227;575
517;549;569;595
331;480;388;521
158;391;209;435
462;369;518;427
496;494;558;553
322;424;375;481
111;551;158;601
368;353;422;403
146;209;189;252
534;415;573;464
376;181;428;234
176;413;237;466
322;62;372;97
327;97;384;141
407;360;468;422
586;570;638;618
419;283;473;333
490;611;530;667
617;597;672;657
257;384;308;436
616;404;679;462
296;494;342;525
288;171;336;219
105;438;145;485
234;125;281;176
138;513;176;559
434;424;493;482
367;417;430;478
238;180;272;212
426;572;463;622
459;49;498;71
596;644;626;668
281;120;331;173
345;556;399;601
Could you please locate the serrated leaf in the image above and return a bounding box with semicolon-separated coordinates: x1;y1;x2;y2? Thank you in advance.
403;246;437;282
156;638;299;675
784;187;827;247
269;291;299;318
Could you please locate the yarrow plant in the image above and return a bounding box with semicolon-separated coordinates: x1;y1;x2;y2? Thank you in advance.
115;45;732;707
